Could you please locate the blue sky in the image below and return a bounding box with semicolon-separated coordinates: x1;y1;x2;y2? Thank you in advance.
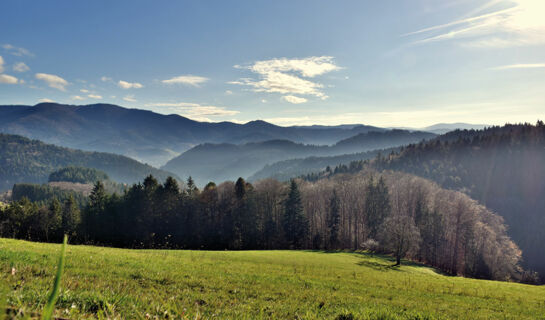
1;0;544;127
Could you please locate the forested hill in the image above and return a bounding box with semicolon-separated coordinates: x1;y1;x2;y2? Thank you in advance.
0;133;175;191
363;122;545;280
163;130;434;185
0;103;384;166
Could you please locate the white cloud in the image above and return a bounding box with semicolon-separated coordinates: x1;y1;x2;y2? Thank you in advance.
13;62;29;72
80;89;89;93
230;56;340;100
144;101;239;121
123;95;137;102
492;63;545;70
407;0;545;48
118;80;143;89
261;99;267;103
0;74;18;84
161;75;209;87
2;44;33;57
225;90;233;95
101;76;112;82
38;98;55;103
0;56;4;73
282;95;308;104
35;73;68;91
88;94;102;99
72;95;85;100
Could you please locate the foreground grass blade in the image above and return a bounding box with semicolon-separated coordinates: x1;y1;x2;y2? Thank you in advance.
41;235;68;320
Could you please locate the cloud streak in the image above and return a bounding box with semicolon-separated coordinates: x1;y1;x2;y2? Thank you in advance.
118;80;143;89
35;73;68;91
230;56;341;101
406;0;545;47
13;62;29;72
161;75;209;86
144;101;239;121
0;74;18;84
492;63;545;70
2;44;33;57
123;95;137;102
282;95;307;104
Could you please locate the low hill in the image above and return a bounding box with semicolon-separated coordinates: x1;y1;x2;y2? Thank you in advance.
163;130;434;185
1;238;543;319
0;103;385;166
0;133;175;191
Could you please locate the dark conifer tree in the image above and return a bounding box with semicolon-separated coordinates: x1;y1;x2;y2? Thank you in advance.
283;180;308;249
62;195;80;238
327;191;340;249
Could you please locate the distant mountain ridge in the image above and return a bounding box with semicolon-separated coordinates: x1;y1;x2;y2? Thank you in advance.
162;129;435;185
0;103;385;166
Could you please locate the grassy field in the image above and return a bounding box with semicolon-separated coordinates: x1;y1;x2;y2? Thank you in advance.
0;238;544;319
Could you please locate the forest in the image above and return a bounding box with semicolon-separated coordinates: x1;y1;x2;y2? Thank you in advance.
305;122;545;282
0;170;526;283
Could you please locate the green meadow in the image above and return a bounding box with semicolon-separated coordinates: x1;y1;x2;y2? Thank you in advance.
0;238;544;319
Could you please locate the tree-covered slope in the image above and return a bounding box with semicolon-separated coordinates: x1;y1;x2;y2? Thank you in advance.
321;122;545;280
0;133;175;191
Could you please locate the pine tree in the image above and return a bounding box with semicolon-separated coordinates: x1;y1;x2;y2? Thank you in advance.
62;195;80;238
327;191;340;249
365;176;391;240
283;180;309;249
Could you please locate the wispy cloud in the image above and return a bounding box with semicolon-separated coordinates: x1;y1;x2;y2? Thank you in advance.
492;63;545;70
0;56;4;73
230;56;341;100
38;98;55;103
161;75;209;87
2;44;33;57
144;101;239;121
123;94;137;102
80;89;89;93
118;80;143;89
72;95;85;100
100;76;112;82
0;74;19;84
13;62;29;72
282;95;307;104
35;73;68;91
406;0;545;47
88;94;102;99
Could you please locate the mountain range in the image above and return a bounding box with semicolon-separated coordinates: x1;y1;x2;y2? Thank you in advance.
0;103;485;167
0;103;385;166
163;130;435;185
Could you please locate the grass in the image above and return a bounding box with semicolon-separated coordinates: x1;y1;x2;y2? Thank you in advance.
0;239;544;319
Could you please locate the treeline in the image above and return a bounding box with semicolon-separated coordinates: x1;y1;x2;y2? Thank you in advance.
11;183;88;207
48;166;109;184
0;171;524;282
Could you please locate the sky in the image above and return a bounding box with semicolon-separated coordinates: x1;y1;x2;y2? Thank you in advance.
1;0;544;127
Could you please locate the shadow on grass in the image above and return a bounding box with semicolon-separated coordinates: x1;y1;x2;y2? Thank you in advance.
304;249;447;274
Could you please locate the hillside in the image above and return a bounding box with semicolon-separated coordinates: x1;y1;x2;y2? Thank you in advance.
0;133;175;191
1;238;543;319
163;130;434;185
249;149;389;181
324;122;545;280
0;103;385;166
